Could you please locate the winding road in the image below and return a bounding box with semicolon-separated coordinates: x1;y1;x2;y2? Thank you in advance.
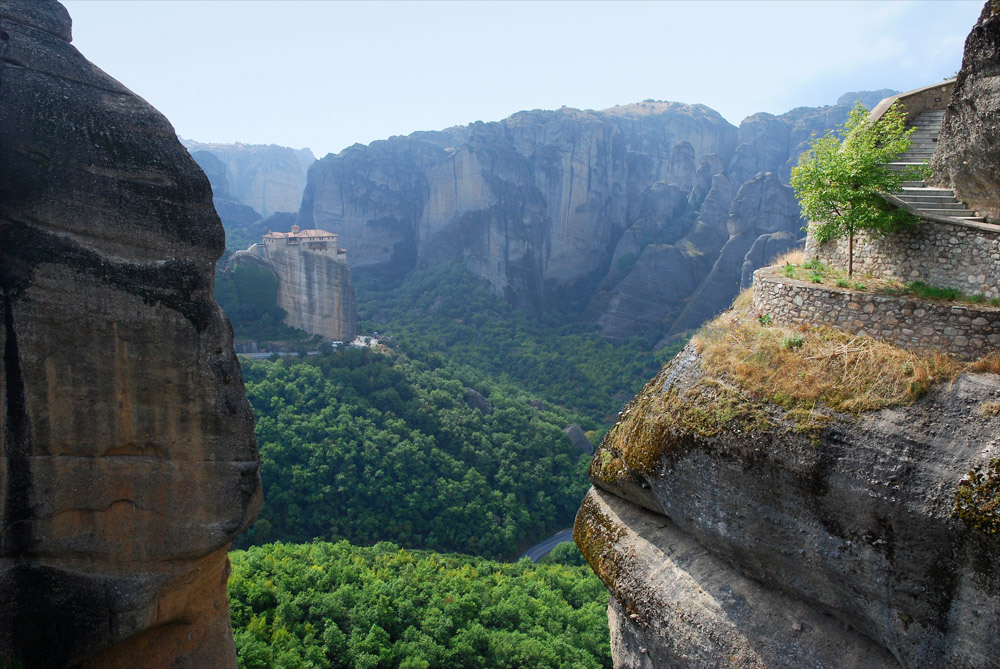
519;528;575;562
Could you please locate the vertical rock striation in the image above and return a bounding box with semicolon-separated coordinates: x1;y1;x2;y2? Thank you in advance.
182;140;315;218
0;1;262;666
299;95;890;340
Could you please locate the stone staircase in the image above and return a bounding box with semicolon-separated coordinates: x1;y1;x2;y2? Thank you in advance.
888;110;986;222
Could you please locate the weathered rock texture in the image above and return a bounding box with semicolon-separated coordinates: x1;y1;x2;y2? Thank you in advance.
0;1;262;666
753;268;1000;360
577;346;1000;667
298;96;893;341
932;1;1000;224
231;240;358;342
183;140;315;217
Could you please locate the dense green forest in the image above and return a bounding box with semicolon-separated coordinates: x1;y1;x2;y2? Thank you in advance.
355;263;680;425
215;263;318;344
229;541;611;668
238;348;592;558
221;261;674;664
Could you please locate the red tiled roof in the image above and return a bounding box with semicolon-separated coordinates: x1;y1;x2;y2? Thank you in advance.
263;229;338;240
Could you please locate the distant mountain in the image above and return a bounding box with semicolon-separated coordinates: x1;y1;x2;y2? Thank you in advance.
297;92;897;345
182;139;314;218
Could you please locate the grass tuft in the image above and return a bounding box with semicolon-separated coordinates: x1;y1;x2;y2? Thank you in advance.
693;302;959;423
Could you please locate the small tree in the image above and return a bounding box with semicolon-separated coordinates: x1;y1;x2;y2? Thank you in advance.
791;101;929;276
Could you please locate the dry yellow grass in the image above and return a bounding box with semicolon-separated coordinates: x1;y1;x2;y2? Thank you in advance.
772;249;806;267
693;303;960;421
979;402;1000;418
966;352;1000;375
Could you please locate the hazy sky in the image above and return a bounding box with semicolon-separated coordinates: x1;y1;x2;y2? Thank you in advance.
62;0;981;158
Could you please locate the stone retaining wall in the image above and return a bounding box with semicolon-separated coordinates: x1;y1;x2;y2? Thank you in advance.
752;268;1000;360
804;219;1000;300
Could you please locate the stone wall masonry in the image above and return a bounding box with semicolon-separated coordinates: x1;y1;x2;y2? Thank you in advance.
752;268;1000;361
804;219;1000;300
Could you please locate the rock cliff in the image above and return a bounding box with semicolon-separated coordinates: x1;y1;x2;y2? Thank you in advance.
0;1;262;666
577;326;1000;667
229;235;358;343
183;139;315;218
931;0;1000;223
299;95;893;340
576;13;999;659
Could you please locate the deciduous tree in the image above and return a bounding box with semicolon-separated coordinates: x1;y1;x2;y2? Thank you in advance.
791;102;929;275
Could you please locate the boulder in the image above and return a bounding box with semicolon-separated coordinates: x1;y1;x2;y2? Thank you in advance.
931;1;1000;223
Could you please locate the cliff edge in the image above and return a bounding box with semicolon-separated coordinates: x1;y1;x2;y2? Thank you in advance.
0;1;262;666
577;298;1000;667
576;7;1000;663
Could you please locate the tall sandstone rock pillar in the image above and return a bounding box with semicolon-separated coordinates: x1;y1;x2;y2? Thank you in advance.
0;1;262;666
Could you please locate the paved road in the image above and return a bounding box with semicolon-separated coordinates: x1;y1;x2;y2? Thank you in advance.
519;528;575;562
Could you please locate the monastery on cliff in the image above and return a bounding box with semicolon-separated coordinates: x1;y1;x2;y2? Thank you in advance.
239;224;357;341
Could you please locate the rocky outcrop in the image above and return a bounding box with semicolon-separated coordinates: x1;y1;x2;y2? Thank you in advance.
0;1;262;666
183;140;315;217
577;344;1000;667
564;424;594;455
269;250;357;342
931;1;1000;224
300;94;892;340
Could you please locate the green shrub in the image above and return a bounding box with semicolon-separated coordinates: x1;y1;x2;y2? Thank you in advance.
782;335;805;350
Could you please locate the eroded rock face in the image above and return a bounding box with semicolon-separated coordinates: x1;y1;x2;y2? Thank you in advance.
265;247;357;342
299;94;886;340
183;140;315;218
931;1;1000;223
577;345;1000;667
0;1;262;666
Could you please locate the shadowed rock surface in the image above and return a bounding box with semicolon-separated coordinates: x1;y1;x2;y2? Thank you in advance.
0;1;262;666
931;1;1000;223
299;95;893;342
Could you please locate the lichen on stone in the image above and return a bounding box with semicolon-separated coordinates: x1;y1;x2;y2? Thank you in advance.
954;458;1000;534
573;492;627;586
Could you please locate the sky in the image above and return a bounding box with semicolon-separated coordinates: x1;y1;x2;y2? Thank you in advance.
62;0;982;158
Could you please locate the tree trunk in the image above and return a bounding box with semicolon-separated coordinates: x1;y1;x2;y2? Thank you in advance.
848;232;854;277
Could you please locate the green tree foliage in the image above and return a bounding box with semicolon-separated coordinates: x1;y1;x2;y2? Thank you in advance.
215;264;315;343
539;541;588;567
791;102;929;275
238;349;592;558
355;262;683;426
229;541;611;668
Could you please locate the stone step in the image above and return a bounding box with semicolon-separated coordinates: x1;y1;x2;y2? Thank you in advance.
900;181;926;188
910;202;968;211
921;208;978;217
899;187;954;194
896;195;960;204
